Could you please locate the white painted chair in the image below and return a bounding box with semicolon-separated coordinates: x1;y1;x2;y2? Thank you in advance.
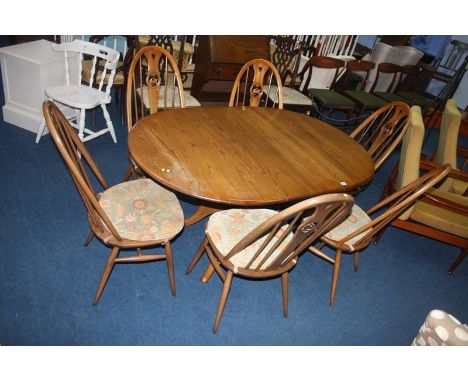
36;39;120;143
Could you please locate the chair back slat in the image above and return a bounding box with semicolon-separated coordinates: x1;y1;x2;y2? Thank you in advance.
42;101;122;241
126;45;185;131
223;194;354;272
338;164;451;248
229;58;284;109
350;102;411;171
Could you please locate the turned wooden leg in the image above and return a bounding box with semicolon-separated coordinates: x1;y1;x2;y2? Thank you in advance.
448;248;467;275
329;249;342;307
281;272;288;318
354;252;360;272
201;264;216;283
185;205;221;226
84;231;95;246
213;270;233;334
93;246;120;306
185;237;208;275
165;242;176;296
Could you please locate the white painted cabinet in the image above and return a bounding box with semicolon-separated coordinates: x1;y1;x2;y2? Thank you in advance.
0;39;76;134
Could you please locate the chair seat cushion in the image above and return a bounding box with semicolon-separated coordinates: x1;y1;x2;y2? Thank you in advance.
207;209;294;271
344;90;387;109
139;86;201;108
323;204;372;247
450;179;468;195
410;188;468;238
397;91;431;108
45;84;111;109
308;89;355;107
268;85;313;106
82;59;125;85
374;92;407;103
99;179;184;241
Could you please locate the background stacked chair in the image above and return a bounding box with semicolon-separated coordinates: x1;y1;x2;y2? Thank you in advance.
371;63;408;103
36;39;120;143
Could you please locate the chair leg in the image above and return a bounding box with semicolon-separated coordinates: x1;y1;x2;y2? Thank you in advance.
448;248;467;275
36;117;48;143
84;231;95;246
78;108;86;141
122;164;134;182
354;252;360;272
213;270;233;334
165;242;176;296
329;249;343;307
281;272;288;318
93;246;120;306
185;237;208;275
101;104;117;143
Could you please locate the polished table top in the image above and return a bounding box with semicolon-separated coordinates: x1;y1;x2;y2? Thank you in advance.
128;107;374;206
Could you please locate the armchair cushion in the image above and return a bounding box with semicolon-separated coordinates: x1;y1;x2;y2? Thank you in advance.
412;309;468;346
323;204;371;246
99;179;184;241
410;188;468;238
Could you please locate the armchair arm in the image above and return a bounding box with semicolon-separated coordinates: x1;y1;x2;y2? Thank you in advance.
420;160;468;182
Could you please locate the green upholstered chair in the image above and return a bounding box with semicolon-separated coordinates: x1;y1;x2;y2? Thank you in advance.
396;65;432;110
342;60;388;116
371;62;408;103
380;105;468;275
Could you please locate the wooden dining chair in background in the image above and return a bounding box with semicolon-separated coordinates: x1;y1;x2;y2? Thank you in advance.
124;45;200;180
350;101;411;171
185;193;354;333
36;39;120;144
309;163;451;306
43;101;184;305
229;58;284;109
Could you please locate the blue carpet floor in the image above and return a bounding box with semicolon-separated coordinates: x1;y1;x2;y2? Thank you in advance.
0;82;467;346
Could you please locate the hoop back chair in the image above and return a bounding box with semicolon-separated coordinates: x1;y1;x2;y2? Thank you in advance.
309;163;451;306
37;39;120;144
43;101;184;305
350;101;411;171
185;193;354;333
229;58;284;109
379;105;468;274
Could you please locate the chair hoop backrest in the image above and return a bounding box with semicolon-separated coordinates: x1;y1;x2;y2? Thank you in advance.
339;164;451;248
126;45;186;131
229;58;284;109
42;101;122;241
53;39;120;93
222;193;354;272
350;102;411;171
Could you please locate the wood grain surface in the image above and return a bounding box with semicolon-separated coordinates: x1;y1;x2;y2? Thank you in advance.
128;107;374;206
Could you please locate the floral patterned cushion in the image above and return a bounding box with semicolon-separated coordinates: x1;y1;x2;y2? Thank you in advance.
99;179;184;241
323;204;371;247
207;209;294;271
412;309;468;346
139;86;201;108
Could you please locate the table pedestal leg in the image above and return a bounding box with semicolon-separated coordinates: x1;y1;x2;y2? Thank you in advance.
200;264;215;283
185;205;221;226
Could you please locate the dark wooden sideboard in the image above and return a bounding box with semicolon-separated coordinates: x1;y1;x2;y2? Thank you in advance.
190;35;271;102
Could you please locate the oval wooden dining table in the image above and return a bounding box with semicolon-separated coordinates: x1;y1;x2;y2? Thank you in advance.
129;106;374;283
129;106;374;220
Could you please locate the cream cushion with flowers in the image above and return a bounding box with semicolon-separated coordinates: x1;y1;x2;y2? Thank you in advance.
99;179;184;241
207;209;294;271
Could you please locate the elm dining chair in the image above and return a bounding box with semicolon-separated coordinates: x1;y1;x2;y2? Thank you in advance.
229;58;284;108
43;101;184;305
350;101;411;171
309;163;450;306
185;193;354;333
